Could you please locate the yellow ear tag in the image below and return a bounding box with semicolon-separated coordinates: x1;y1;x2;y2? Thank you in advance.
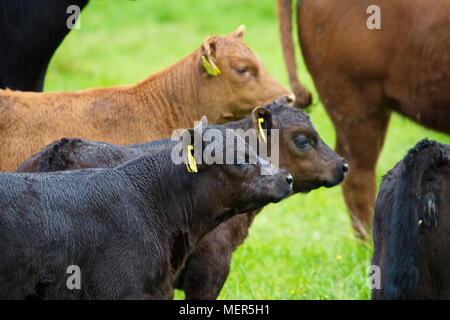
186;145;198;173
202;56;221;76
257;118;267;143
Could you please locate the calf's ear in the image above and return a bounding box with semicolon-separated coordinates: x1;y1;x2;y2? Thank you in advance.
194;116;208;134
251;106;275;143
182;128;207;173
202;37;220;76
229;25;246;40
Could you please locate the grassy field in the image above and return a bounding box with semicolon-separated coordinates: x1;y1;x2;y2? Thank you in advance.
45;0;450;300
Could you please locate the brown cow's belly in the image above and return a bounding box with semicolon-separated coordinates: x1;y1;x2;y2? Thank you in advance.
393;102;450;135
384;68;450;134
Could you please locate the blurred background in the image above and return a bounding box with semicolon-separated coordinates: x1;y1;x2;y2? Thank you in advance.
45;0;450;299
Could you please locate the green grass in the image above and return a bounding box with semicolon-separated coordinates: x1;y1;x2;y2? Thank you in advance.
45;0;450;300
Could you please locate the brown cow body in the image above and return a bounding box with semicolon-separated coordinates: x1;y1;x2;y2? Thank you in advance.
278;0;450;238
0;27;292;172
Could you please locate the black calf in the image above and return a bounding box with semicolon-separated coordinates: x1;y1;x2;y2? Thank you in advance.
0;126;293;299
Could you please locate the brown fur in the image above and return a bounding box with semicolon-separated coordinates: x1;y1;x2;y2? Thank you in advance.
0;27;293;172
278;0;450;238
276;0;311;108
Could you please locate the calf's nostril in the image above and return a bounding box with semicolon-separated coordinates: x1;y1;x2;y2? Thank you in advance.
286;174;294;186
285;94;296;105
342;162;349;174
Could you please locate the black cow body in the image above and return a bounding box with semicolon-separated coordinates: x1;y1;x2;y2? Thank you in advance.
372;139;450;300
1;164;169;299
0;128;293;299
0;0;89;91
16;137;171;173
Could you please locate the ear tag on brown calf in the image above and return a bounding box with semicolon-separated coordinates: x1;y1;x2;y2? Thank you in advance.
202;56;221;76
186;145;198;173
257;117;267;143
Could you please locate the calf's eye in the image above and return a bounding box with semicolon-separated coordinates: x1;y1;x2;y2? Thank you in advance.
294;136;311;149
233;162;257;174
236;67;248;75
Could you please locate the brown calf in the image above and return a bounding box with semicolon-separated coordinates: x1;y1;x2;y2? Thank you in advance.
278;0;450;239
0;26;292;172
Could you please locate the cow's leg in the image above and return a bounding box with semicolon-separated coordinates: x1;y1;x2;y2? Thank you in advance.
177;214;255;300
179;241;233;300
319;77;392;240
331;106;391;240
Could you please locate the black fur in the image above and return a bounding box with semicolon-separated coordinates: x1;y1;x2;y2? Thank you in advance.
0;0;89;91
1;127;293;299
372;139;450;299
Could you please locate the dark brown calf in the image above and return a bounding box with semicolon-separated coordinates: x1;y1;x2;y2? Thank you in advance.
371;139;450;299
278;0;450;239
18;99;347;299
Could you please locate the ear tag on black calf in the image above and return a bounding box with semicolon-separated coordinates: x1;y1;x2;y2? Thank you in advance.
202;56;221;76
186;145;198;173
257;117;267;143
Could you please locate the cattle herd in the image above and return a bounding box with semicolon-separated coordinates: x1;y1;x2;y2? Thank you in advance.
0;0;448;300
